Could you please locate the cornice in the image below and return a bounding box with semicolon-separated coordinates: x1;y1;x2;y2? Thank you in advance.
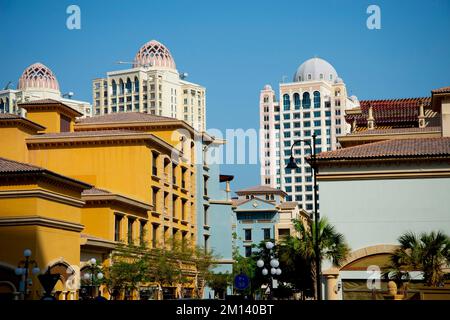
0;215;84;232
0;189;85;207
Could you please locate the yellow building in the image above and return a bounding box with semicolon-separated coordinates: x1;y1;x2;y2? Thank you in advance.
0;99;201;300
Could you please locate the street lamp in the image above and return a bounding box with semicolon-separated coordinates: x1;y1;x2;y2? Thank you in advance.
256;241;282;300
83;258;104;299
15;249;40;300
285;134;321;301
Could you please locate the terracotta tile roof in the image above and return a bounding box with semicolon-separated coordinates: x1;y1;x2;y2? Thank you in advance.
19;98;61;105
346;126;441;136
0;113;21;119
278;201;298;209
18;98;83;116
235;185;287;195
32;129;144;138
0;157;43;173
231;198;249;207
0;157;91;188
81;187;112;195
315;137;450;160
345;97;431;126
0;113;46;130
76;112;176;124
432;86;450;94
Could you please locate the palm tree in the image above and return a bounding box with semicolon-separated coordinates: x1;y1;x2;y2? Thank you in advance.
384;231;450;287
288;217;350;298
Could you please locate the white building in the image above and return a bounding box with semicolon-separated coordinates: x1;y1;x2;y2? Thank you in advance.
0;62;91;117
92;40;206;132
259;57;358;210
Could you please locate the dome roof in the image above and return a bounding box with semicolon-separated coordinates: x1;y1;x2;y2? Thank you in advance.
133;40;176;69
293;57;338;83
263;84;272;90
18;62;60;92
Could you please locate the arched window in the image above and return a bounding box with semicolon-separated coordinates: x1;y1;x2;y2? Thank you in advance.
134;77;139;92
112;80;117;96
302;92;311;109
119;79;124;95
126;78;132;94
283;94;290;110
5;97;9;113
294;93;300;110
313;91;321;108
0;99;4;113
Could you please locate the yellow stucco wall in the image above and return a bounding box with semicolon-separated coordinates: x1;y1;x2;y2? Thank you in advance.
28;144;152;203
0;127;32;163
26;111;60;133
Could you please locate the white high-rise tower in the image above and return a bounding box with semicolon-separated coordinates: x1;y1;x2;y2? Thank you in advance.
259;57;358;211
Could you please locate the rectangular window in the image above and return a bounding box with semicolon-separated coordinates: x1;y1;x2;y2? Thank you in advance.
204;235;209;254
263;228;271;240
182;199;187;221
140;221;146;245
114;215;122;242
244;229;252;241
172;164;177;185
152;224;158;248
60;114;71;132
152;152;158;176
151;187;158;211
204;205;209;225
172;196;177;218
128;218;134;244
245;246;252;257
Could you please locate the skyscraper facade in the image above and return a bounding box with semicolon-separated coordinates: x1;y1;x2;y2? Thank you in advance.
259;57;358;210
92;40;206;132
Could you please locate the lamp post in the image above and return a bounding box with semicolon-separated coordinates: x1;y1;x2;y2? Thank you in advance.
15;249;40;300
82;258;104;299
256;241;282;300
285;134;321;301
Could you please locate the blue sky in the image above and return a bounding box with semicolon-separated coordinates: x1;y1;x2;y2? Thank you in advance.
1;0;450;191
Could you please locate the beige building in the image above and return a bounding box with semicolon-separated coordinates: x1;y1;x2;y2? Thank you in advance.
92;40;206;132
0;62;91;117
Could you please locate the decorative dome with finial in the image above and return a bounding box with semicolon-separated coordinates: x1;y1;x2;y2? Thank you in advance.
133;40;176;69
18;62;60;92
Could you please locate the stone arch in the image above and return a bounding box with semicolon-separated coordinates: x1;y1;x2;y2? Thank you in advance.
46;258;78;299
0;263;20;300
339;244;398;270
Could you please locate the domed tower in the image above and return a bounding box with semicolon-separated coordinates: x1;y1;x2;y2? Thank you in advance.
18;63;61;98
133;40;176;69
293;57;338;83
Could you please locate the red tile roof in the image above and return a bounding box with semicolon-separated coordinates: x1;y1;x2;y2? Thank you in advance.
0;157;43;173
19;98;61;105
32;129;144;138
345;126;441;136
314;137;450;160
76;112;176;124
0;157;91;188
345;97;430;126
235;185;287;195
432;86;450;94
18;98;83;116
277;201;298;209
0;113;46;130
81;187;112;195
